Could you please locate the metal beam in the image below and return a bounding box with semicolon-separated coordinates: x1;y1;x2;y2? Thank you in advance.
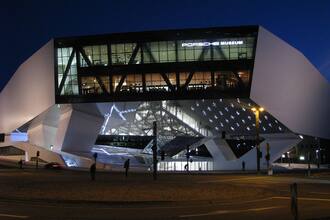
160;73;175;91
115;74;127;93
115;44;140;93
143;44;174;90
76;49;82;95
143;44;157;63
182;47;209;90
183;72;194;89
58;48;75;94
198;47;209;61
128;43;140;64
78;47;92;66
215;47;227;60
78;47;109;94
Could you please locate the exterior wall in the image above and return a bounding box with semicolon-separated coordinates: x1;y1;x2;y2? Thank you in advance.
28;105;60;149
0;142;64;164
251;27;330;139
55;103;104;153
205;134;300;170
0;40;55;133
28;124;57;149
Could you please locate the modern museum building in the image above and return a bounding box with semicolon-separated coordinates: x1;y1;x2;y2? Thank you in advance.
0;25;329;171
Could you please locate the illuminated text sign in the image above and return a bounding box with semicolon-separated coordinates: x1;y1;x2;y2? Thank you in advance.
181;40;243;47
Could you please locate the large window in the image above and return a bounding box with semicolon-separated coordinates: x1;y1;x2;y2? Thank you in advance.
57;47;78;95
143;41;176;63
81;45;108;66
214;71;250;90
145;73;169;91
178;39;212;62
121;74;143;93
189;72;212;90
214;37;255;60
111;43;141;65
81;76;110;94
178;37;254;62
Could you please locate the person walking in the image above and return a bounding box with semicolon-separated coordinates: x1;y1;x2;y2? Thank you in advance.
18;159;23;169
124;159;130;177
90;163;96;181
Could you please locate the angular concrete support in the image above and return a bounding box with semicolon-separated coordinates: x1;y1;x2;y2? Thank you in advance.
205;134;301;170
55;103;104;154
28;105;60;150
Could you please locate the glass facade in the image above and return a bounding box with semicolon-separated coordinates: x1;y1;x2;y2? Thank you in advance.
81;76;110;94
55;27;257;100
111;43;141;65
144;41;176;63
57;47;78;95
81;45;108;66
158;160;213;171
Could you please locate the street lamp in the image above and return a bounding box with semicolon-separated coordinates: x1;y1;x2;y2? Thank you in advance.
252;107;264;173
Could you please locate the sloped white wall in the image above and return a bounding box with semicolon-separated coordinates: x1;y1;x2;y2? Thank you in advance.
205;134;300;170
251;27;330;139
0;40;55;133
55;103;104;153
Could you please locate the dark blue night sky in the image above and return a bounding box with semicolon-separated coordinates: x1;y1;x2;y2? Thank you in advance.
1;0;330;90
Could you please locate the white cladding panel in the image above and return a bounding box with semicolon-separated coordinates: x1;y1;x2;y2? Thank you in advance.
251;27;330;139
0;40;55;133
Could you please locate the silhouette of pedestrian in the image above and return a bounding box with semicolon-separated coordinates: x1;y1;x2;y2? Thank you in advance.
242;161;246;171
124;159;130;177
90;163;96;181
18;159;23;169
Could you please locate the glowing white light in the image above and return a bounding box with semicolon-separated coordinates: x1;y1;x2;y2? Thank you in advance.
299;156;305;161
181;40;243;48
299;135;304;139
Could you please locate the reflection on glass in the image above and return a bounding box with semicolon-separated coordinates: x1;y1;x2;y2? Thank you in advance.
57;47;79;95
111;43;141;65
81;45;108;66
